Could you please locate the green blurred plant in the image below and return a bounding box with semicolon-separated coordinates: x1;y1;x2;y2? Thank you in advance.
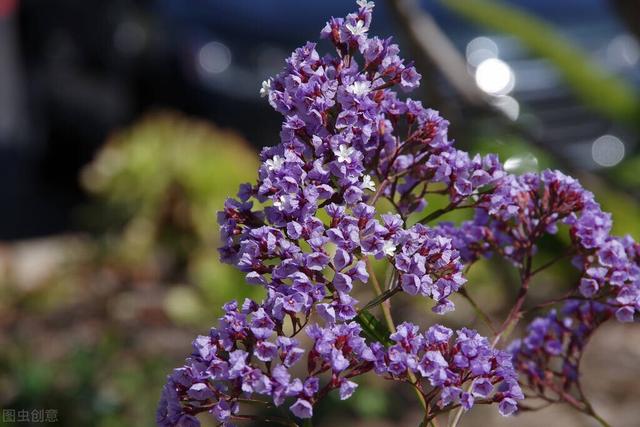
81;111;264;321
0;112;264;427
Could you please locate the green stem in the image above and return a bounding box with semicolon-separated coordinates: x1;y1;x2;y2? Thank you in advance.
579;386;611;427
585;407;611;427
365;258;396;334
451;257;532;427
361;285;401;311
418;206;455;224
365;258;428;413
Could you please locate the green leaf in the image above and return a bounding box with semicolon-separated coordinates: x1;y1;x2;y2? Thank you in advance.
418;207;452;225
361;286;400;311
356;310;393;346
440;0;640;124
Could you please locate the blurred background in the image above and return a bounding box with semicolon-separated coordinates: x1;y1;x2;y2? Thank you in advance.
0;0;639;426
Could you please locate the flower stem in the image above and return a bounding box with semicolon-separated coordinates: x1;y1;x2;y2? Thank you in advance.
450;257;533;427
585;407;611;427
366;258;396;334
578;386;611;427
417;204;457;225
231;414;298;427
492;256;532;347
365;258;428;413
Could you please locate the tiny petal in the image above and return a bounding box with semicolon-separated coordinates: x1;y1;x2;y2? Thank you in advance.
339;379;358;400
290;399;313;418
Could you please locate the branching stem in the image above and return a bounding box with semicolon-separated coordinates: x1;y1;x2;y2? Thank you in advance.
365;258;428;414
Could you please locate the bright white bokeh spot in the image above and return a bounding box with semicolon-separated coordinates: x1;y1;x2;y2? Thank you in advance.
607;34;640;67
466;37;499;67
475;58;515;95
198;41;232;74
491;95;520;121
504;153;538;173
592;135;625;167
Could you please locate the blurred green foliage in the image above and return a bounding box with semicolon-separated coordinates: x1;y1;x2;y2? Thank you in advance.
81;111;264;321
0;112;263;427
614;154;640;189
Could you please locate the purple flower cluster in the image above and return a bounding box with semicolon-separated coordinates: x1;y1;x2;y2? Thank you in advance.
305;322;375;403
156;296;382;426
217;0;480;326
509;301;611;398
461;170;596;265
157;299;309;426
574;235;640;322
370;323;523;416
395;224;466;313
158;1;639;425
445;169;640;321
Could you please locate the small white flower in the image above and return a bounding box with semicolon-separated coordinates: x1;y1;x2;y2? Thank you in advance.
273;195;287;209
348;81;370;97
357;0;375;9
265;155;285;171
335;144;355;164
260;78;272;98
382;240;396;257
345;20;367;37
361;175;376;192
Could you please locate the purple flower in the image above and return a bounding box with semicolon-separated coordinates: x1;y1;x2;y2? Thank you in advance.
400;66;421;91
373;323;522;416
212;400;237;422
160;1;640;425
290;399;313;418
188;383;214;401
255;340;278;362
339;379;359;400
307;322;374;377
395;224;466;312
498;398;518;416
509;301;612;402
579;278;599;298
471;378;493;398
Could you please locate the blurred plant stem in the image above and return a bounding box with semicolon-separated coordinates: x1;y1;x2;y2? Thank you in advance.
386;0;486;107
384;0;577;171
583;400;612;427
